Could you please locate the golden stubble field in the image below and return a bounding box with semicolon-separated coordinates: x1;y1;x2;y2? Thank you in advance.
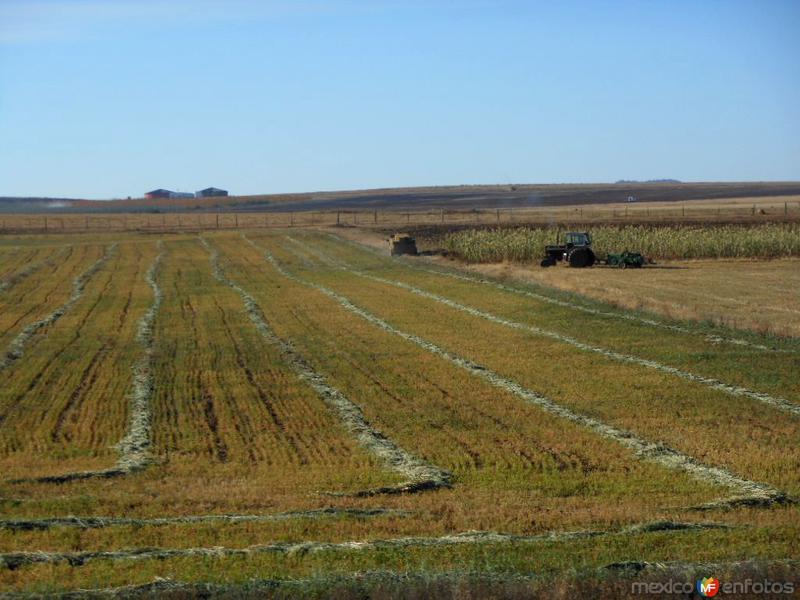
0;229;797;595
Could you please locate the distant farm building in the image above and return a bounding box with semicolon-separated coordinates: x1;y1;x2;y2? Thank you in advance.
144;189;171;199
144;189;194;199
196;187;229;198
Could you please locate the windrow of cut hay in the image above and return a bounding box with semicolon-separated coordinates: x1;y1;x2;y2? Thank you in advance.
0;521;730;570
287;237;799;416
444;223;800;262
250;239;790;510
204;237;453;495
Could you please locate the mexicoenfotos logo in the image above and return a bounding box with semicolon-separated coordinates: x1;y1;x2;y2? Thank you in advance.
697;577;720;597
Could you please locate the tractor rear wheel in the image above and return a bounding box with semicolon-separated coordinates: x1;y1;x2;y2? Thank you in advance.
568;248;595;268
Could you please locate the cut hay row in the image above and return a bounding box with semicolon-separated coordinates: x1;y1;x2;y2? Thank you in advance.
41;558;800;599
0;508;407;532
326;233;781;353
0;246;71;295
203;237;452;496
297;237;800;417
16;243;165;483
250;237;788;510
0;520;730;570
0;244;118;372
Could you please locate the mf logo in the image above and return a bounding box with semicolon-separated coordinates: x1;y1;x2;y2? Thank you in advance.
697;577;720;597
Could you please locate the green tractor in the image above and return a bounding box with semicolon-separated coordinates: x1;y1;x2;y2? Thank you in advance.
540;232;596;268
605;251;646;269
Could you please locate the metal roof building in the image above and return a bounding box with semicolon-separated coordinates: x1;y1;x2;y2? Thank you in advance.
196;187;229;198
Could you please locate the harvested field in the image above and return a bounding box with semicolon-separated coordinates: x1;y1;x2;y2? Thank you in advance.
0;230;798;594
449;258;800;338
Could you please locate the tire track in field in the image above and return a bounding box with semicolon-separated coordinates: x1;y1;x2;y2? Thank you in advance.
201;237;452;496
211;297;309;466
0;246;83;336
200;378;229;463
325;232;786;353
0;246;71;296
252;237;790;510
50;248;143;443
0;520;731;570
293;237;800;418
51;341;112;443
0;250;125;437
287;319;487;470
12;244;165;483
0;244;116;372
0;508;409;532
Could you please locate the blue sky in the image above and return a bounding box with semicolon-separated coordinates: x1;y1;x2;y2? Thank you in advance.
0;0;798;199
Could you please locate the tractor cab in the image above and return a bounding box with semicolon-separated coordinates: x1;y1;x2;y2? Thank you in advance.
563;232;591;248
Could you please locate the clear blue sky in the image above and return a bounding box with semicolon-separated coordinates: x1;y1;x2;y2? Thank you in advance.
1;0;798;199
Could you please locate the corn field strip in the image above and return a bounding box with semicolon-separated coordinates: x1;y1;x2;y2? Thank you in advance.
0;246;71;296
0;244;117;372
326;232;784;353
296;237;800;417
250;236;789;510
203;237;453;496
0;508;408;532
12;243;164;484
0;520;731;570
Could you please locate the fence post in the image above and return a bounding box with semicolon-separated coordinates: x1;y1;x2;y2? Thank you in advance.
374;210;378;224
682;204;685;217
496;208;500;223
441;209;444;223
336;212;340;225
785;202;788;217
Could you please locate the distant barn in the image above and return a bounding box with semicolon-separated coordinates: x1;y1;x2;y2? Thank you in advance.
144;189;171;199
196;187;229;198
144;189;194;199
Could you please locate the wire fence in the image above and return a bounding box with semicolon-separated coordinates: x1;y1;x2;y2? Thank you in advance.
1;199;799;234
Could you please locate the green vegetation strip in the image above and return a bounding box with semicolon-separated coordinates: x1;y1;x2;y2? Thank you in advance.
0;521;730;570
444;224;800;262
202;237;452;496
0;244;117;371
10;243;164;484
327;232;784;353
251;236;789;510
291;237;800;417
0;508;407;532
